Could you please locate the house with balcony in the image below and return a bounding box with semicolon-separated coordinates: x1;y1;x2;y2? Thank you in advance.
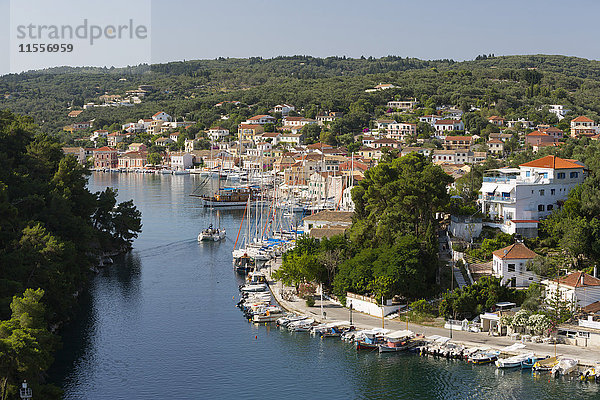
479;155;586;237
386;99;417;111
444;135;473;150
207;126;230;141
570;116;598;137
386;123;417;141
93;146;118;169
492;243;539;288
434;119;464;136
243;115;276;125
548;104;570;121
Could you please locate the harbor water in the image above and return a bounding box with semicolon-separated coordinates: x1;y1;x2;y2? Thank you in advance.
50;172;600;399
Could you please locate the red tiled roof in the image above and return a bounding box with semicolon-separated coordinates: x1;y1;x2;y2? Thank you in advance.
94;146;117;152
445;136;473;141
519;155;584;169
572;116;594;123
435;119;461;125
554;271;600;288
492;243;537;260
527;131;550;137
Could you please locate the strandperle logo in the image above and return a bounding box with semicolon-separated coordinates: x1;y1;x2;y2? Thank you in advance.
15;19;149;45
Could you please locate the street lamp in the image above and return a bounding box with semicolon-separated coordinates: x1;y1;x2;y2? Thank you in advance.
349;303;353;327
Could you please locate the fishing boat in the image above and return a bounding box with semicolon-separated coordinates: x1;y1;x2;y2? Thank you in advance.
521;355;548;369
469;351;500;365
551;358;578;377
532;356;558;372
495;353;534;369
378;330;414;353
580;367;597;382
252;306;284;323
198;224;226;242
233;252;255;274
239;282;268;293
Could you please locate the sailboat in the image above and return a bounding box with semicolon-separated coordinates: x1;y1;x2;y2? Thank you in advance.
198;147;226;242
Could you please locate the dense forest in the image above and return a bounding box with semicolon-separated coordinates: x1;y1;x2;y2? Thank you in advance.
2;54;600;140
0;111;142;399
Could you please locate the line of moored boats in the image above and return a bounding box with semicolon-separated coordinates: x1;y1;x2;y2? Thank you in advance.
236;272;600;383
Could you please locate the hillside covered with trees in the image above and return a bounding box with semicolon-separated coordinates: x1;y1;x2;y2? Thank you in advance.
0;111;142;398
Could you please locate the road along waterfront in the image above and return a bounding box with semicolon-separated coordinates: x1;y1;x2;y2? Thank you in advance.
50;173;600;399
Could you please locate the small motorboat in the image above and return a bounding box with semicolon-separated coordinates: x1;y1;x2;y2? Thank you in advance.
378;330;414;353
580;367;597;382
496;353;534;369
521;355;548;369
198;225;226;242
253;306;284;323
469;351;500;365
551;358;578;377
533;356;558;372
239;283;268;293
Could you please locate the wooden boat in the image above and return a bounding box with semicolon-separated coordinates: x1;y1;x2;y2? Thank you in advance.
378;330;414;353
495;353;534;369
469;351;499;365
532;356;558;372
580;367;597;382
521;355;548;369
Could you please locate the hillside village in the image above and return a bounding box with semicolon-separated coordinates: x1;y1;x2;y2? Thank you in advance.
54;71;600;346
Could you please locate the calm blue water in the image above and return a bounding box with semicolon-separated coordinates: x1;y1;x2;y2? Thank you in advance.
50;172;600;399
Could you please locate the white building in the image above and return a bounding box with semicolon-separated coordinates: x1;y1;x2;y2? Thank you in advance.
274;104;295;115
386;99;417;111
386;123;417;141
492;243;538;287
170;152;194;170
542;272;600;309
152;111;172;122
207;126;230;141
570;116;599;137
434;119;465;135
548;105;570;121
432;149;474;164
243;115;276;125
479;155;586;237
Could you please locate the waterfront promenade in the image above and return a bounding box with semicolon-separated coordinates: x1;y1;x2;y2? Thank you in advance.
264;259;600;367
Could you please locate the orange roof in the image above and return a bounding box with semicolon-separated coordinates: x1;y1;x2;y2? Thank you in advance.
435;119;461;125
489;115;504;120
519;155;584;170
554;271;600;288
492;243;537;260
527;130;550;137
488;138;502;144
572;116;594;123
445;136;473;141
94;146;117;152
248;115;273;120
239;124;263;130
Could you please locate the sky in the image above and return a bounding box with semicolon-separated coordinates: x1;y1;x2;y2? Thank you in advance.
1;0;600;74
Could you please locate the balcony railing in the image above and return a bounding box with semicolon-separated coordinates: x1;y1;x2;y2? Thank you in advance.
481;195;516;203
482;176;517;183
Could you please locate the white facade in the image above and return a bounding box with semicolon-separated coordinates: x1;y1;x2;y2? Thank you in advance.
207;127;230;141
152;111;172;122
170;153;194;170
386;123;417;141
480;156;586;237
274;104;295;115
542;272;600;309
548;105;570;121
491;243;539;287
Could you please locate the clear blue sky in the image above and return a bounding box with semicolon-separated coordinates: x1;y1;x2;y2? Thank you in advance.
1;0;600;74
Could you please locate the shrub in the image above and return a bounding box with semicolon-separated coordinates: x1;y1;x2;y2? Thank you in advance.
305;297;315;307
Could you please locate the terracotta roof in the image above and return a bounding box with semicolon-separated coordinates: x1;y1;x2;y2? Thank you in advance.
248;115;273;120
445;136;473;141
488;138;502;144
435;119;461;125
153;111;167;117
94;146;117;152
492;243;537;260
554;271;600;288
540;126;564;133
489;116;504;120
582;301;600;314
572;116;594;123
519;155;584;169
527;131;550;137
